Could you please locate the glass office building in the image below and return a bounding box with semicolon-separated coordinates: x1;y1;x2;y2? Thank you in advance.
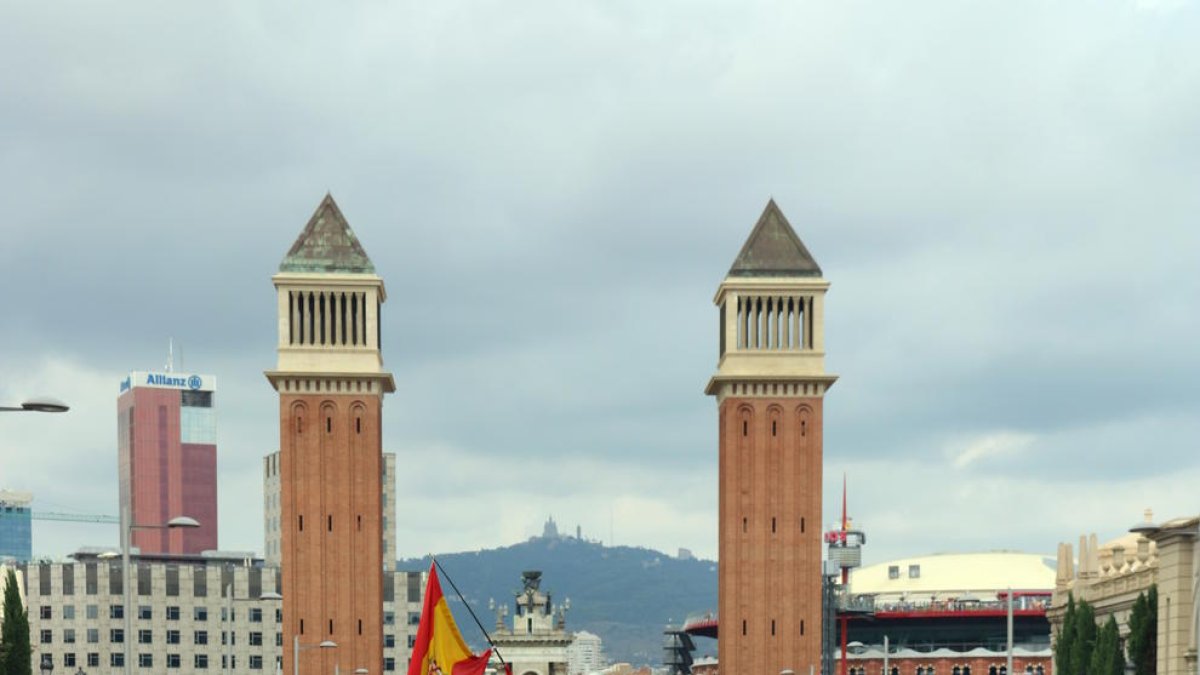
0;490;33;562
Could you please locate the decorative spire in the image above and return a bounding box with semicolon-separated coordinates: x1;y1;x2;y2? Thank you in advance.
279;193;376;274
727;199;822;278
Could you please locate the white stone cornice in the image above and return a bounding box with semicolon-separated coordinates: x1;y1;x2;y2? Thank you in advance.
705;375;838;401
263;371;396;394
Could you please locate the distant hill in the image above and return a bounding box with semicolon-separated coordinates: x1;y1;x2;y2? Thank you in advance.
399;534;718;666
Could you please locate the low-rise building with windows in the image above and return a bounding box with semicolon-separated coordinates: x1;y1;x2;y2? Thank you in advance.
20;550;425;674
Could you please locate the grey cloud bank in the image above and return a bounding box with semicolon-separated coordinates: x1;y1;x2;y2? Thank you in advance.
1;0;1197;565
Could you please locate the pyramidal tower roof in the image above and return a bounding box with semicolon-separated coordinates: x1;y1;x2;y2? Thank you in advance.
279;194;376;274
727;200;822;278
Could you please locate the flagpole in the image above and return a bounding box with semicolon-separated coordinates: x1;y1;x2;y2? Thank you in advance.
432;558;510;673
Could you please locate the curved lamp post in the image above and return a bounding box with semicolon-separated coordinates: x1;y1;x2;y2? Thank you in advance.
0;397;69;413
293;638;336;675
224;590;282;675
101;515;199;675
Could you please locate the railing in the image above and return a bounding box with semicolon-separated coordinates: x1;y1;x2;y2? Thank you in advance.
872;599;1048;614
838;592;876;614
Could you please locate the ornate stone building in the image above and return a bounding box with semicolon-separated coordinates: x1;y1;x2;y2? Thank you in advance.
1048;510;1199;675
490;571;573;675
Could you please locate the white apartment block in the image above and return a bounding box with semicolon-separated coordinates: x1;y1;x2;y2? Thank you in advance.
21;553;425;674
263;451;397;571
567;630;606;675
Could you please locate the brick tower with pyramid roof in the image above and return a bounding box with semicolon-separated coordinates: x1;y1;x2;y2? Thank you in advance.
706;200;837;675
266;194;395;675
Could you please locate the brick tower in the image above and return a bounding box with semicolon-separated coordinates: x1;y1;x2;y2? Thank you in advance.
267;195;395;675
706;200;836;675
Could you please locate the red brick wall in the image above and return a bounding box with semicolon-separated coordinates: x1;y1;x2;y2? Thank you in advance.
280;393;384;675
718;396;824;675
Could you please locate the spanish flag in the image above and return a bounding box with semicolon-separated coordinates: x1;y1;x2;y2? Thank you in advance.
407;563;493;675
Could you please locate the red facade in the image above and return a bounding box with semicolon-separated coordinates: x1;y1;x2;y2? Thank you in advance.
117;386;217;554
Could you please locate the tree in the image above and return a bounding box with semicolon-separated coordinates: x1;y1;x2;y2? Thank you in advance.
1056;594;1077;675
1069;599;1098;675
0;568;30;675
1128;585;1158;675
1090;616;1125;675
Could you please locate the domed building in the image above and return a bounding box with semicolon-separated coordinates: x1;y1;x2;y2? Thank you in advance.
839;551;1056;675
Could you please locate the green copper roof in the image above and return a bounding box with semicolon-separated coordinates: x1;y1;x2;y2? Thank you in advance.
728;199;822;278
279;194;376;274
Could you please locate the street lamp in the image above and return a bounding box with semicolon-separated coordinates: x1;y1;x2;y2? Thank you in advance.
0;397;69;413
293;637;336;675
224;588;282;675
107;513;200;675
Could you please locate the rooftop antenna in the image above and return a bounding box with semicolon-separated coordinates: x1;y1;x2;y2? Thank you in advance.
166;338;174;372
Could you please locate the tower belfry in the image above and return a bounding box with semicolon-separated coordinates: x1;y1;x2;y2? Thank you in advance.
266;194;395;675
706;199;836;675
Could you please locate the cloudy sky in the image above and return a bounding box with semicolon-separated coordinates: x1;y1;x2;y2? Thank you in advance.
2;0;1197;569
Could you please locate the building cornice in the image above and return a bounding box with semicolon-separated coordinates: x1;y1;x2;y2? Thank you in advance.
705;374;838;398
264;371;396;394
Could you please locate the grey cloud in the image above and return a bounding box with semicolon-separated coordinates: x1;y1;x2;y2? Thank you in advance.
3;0;1198;562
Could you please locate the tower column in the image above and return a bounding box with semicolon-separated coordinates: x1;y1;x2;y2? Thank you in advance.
708;200;837;675
268;195;395;675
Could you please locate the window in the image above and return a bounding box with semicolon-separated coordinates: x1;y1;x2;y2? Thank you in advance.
64;653;76;667
250;607;263;623
909;564;921;579
166;629;181;644
195;654;210;669
110;653;124;667
194;630;208;645
385;634;395;648
194;607;208;621
41;605;52;619
110;604;124;619
384;611;395;626
276;632;283;647
86;604;99;619
63;605;75;620
110;629;124;644
87;653;99;667
166;605;181;620
138;629;152;644
138;605;153;620
276;608;283;623
250;655;264;670
408;635;416;648
167;653;181;669
385;657;396;671
64;628;76;644
249;631;263;646
40;629;52;644
888;565;900;580
139;653;153;668
87;628;99;644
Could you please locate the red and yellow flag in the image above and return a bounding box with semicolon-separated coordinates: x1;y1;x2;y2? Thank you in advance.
407;563;493;675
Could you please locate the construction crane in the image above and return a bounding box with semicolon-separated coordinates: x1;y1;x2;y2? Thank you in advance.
31;511;119;524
